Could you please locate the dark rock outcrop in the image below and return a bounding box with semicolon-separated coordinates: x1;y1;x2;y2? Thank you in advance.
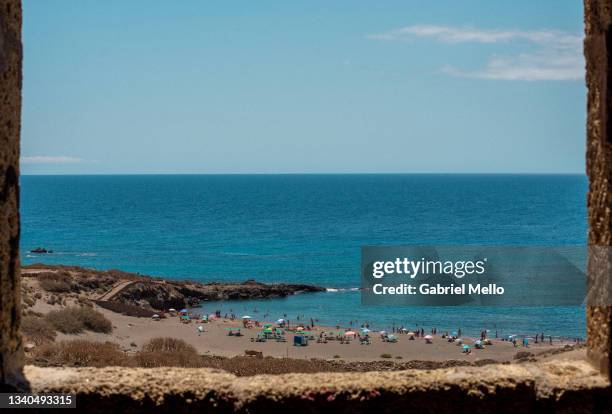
22;264;325;312
115;279;325;311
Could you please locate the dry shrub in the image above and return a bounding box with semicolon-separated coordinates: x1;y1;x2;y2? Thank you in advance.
39;278;71;293
76;306;112;333
45;306;112;334
45;308;82;334
135;351;204;368
21;315;56;345
34;340;130;367
23;295;36;307
135;337;203;368
142;337;195;353
38;272;73;293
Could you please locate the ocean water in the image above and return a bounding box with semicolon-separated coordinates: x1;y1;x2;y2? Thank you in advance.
21;174;587;337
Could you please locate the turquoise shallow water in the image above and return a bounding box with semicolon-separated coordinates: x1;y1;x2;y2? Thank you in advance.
21;174;587;337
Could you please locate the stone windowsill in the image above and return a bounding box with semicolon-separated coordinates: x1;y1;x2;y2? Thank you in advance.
24;359;611;412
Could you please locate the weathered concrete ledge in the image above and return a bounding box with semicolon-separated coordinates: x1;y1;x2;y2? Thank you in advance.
25;360;611;413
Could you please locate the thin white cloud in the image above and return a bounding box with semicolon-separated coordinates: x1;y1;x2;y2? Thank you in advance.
21;156;87;164
367;25;584;81
367;25;581;46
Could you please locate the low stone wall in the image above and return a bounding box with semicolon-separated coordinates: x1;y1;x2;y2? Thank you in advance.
24;360;610;413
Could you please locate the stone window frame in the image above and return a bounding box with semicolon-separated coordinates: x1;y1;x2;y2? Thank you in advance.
0;0;610;410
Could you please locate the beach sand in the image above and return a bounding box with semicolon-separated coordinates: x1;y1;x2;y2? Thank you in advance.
42;302;572;362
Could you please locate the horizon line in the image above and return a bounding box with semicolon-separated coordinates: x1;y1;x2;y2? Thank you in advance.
20;171;587;176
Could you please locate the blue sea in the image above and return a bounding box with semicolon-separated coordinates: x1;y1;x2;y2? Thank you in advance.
21;174;587;338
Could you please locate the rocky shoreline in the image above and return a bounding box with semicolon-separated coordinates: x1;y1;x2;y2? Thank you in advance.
21;264;325;312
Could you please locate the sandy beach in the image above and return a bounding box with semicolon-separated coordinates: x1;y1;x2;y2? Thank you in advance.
37;301;572;362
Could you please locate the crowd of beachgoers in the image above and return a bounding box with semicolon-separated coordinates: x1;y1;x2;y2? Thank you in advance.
135;306;582;361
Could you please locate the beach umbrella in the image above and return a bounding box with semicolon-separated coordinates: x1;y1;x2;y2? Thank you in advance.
168;308;176;312
424;335;433;340
296;326;304;331
380;330;387;335
277;319;285;324
242;315;251;319
197;325;204;333
180;309;188;314
462;344;471;350
361;328;371;333
344;331;356;336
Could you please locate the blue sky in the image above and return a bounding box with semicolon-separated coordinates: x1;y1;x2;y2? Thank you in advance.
21;1;585;174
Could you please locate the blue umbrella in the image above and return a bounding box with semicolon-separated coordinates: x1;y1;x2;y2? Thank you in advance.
180;309;188;313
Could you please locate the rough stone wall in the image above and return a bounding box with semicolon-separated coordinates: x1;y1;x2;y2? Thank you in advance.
585;0;612;379
22;361;612;414
0;0;23;392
